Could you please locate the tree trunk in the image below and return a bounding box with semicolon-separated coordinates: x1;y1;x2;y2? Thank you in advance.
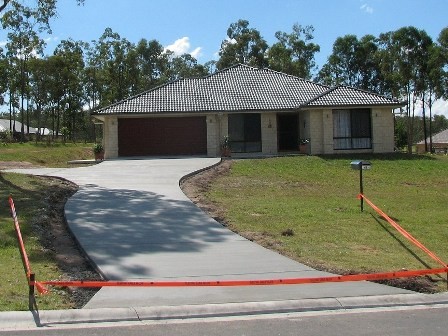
422;92;428;152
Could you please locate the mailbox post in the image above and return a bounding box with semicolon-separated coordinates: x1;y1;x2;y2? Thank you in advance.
350;160;371;212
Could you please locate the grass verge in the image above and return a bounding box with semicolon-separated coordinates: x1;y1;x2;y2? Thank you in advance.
0;142;94;167
206;154;448;292
0;173;76;310
0;142;98;311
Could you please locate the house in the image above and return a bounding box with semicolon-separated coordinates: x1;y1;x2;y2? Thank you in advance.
91;64;405;158
416;129;448;154
0;119;55;138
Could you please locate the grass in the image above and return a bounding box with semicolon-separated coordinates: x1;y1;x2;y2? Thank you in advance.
0;173;75;310
207;154;448;290
0;142;93;311
0;142;94;167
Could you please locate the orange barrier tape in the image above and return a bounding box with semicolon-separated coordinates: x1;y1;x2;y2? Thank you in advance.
35;267;448;294
9;196;33;278
358;194;448;268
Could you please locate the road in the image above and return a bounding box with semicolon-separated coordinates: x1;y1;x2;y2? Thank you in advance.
2;305;447;336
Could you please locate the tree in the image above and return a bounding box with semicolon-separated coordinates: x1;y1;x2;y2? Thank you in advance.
165;53;209;81
267;24;320;79
0;1;85;18
216;19;268;70
54;39;87;141
377;27;434;153
87;28;134;108
316;35;359;87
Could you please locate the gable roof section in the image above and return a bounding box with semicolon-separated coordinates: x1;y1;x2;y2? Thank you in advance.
417;129;448;144
303;85;404;108
93;64;404;115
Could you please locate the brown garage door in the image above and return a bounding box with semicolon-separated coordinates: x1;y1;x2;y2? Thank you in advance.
118;117;207;156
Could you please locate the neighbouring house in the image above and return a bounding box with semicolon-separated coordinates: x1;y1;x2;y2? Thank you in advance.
91;64;405;159
416;129;448;154
0;119;55;138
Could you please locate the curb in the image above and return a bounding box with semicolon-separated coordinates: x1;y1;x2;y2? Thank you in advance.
1;293;448;330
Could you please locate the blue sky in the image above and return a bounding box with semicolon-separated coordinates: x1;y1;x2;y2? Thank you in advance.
1;0;448;115
40;0;447;68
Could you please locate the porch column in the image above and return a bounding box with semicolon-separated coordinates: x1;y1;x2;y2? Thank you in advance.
104;116;118;159
261;113;277;155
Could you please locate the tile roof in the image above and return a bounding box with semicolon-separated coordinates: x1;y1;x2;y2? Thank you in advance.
417;128;448;144
305;85;404;108
93;64;404;115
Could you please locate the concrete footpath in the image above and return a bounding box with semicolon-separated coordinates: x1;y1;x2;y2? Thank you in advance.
2;157;447;328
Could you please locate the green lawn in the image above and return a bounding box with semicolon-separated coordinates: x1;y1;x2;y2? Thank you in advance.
0;142;94;167
0;142;93;311
207;154;448;290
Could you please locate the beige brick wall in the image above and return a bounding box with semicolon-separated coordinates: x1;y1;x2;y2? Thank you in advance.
206;114;220;157
308;110;325;155
104;116;118;159
261;112;278;155
372;108;395;153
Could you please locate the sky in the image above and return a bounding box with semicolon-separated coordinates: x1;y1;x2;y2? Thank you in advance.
1;0;448;115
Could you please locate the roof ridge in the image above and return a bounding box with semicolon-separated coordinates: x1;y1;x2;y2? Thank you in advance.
302;84;405;107
300;86;337;107
336;84;402;103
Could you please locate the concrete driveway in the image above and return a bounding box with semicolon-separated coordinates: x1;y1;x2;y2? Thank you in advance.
6;158;412;309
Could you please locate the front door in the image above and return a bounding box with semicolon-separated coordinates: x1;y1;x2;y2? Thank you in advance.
277;114;298;151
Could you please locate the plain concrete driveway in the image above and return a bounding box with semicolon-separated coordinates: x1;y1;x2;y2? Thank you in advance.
6;158;412;309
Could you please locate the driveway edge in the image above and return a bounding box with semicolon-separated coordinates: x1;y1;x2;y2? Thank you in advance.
1;293;448;330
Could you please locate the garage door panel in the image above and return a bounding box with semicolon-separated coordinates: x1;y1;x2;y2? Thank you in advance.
118;117;207;156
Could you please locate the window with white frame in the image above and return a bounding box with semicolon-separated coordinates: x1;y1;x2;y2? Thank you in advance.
333;109;372;150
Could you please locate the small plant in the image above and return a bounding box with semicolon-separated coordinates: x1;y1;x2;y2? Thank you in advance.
93;143;104;154
221;135;231;157
221;135;230;149
299;138;310;145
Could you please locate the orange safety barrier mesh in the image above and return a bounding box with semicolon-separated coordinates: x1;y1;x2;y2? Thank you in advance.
9;196;33;278
8;195;448;297
33;267;448;294
358;194;447;268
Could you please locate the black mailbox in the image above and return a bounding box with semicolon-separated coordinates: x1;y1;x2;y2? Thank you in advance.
350;160;371;170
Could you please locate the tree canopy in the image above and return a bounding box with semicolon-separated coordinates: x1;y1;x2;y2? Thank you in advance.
0;12;446;149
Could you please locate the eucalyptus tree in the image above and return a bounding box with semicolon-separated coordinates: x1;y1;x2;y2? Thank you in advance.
1;1;48;139
0;47;7;105
28;57;51;140
436;27;448;100
267;24;320;79
316;35;359;87
216;19;268;69
164;53;209;81
45;54;67;140
130;38;168;93
0;1;85;16
87;28;134;108
378;27;434;153
53;39;88;141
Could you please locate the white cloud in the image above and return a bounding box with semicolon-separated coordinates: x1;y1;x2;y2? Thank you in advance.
432;98;448;118
360;3;374;14
164;37;202;59
406;96;448;118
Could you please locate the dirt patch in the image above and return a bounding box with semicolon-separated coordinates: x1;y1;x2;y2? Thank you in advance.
180;159;232;225
31;176;102;308
180;160;443;294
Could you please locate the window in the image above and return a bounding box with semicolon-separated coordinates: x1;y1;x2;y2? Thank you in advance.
228;113;262;152
333;109;371;150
